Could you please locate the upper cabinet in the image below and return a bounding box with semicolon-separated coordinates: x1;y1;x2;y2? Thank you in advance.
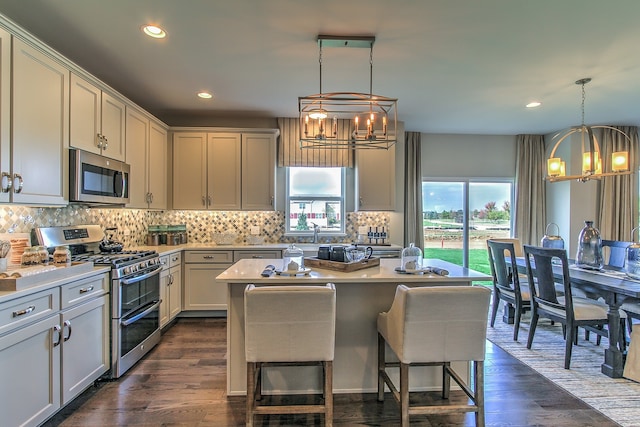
70;73;125;161
356;145;396;211
125;107;168;209
0;28;11;203
10;38;69;205
172;132;241;210
172;130;276;211
242;133;276;210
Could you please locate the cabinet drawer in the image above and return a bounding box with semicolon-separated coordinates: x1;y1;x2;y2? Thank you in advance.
169;252;182;267
0;288;60;335
160;255;170;270
184;250;233;264
233;250;282;262
61;273;109;309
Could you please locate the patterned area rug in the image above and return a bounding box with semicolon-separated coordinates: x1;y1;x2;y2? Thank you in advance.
486;306;640;427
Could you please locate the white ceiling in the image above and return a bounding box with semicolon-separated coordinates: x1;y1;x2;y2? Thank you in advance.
1;0;639;135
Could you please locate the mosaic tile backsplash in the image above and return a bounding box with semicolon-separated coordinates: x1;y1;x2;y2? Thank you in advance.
0;205;391;247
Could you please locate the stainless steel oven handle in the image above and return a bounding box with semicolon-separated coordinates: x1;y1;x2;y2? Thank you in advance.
121;264;163;285
120;299;162;327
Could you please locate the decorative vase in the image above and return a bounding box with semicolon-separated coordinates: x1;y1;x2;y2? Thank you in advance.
575;220;603;270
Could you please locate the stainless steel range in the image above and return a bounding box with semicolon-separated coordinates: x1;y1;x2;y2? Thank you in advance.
33;224;163;378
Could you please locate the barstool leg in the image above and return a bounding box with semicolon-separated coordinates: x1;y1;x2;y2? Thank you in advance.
325;361;333;427
246;362;255;427
377;333;386;401
400;362;409;427
442;361;451;399
475;360;485;427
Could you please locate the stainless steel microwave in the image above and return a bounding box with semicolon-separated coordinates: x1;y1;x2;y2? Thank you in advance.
69;148;130;205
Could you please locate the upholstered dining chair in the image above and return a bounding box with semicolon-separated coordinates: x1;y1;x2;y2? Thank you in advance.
487;239;531;341
244;283;336;427
523;245;615;369
377;285;491;427
601;240;632;269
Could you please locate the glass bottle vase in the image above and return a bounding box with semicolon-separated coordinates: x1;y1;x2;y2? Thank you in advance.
575;220;603;270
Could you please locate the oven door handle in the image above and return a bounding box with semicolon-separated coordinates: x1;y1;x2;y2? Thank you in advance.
121;264;163;285
120;299;162;327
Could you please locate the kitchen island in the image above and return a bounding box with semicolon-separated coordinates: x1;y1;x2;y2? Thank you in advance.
217;258;491;396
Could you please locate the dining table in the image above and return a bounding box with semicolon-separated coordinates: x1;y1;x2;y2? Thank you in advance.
514;257;640;378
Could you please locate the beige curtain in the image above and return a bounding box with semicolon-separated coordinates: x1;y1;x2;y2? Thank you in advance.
598;126;638;241
404;132;423;250
514;134;546;245
277;117;354;167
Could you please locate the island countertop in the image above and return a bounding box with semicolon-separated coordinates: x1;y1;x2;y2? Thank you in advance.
218;258;491;396
216;258;491;284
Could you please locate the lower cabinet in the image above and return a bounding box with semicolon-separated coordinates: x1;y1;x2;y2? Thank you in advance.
160;252;182;327
183;249;282;312
183;250;232;311
0;271;109;427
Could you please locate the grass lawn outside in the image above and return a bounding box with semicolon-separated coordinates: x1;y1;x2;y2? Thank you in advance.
424;247;492;286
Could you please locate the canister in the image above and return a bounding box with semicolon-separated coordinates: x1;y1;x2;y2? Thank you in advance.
541;223;564;249
625;227;640;280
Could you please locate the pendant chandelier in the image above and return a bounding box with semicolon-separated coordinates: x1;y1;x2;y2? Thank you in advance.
298;35;398;150
546;78;631;182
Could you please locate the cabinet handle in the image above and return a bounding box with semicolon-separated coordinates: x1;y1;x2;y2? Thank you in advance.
203;255;215;259
168;273;174;285
1;172;12;193
207;195;212;206
63;320;72;342
359;197;364;207
149;193;154;203
171;256;179;262
96;133;103;148
13;305;35;317
202;196;206;206
13;174;23;193
270;195;274;206
102;136;108;150
53;324;62;347
252;255;264;259
79;285;94;294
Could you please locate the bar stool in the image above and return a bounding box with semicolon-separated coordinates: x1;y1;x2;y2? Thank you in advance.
244;283;336;427
377;285;491;427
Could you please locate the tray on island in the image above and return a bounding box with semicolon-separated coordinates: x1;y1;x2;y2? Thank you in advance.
304;256;380;272
0;262;94;291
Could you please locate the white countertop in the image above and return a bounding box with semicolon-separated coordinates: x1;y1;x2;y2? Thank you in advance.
217;258;491;284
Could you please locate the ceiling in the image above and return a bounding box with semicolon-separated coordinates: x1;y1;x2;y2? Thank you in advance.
0;0;639;135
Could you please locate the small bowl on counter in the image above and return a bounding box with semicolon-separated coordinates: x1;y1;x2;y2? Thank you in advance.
246;235;265;245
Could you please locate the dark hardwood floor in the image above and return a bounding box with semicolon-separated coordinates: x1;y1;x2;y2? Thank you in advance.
43;318;620;427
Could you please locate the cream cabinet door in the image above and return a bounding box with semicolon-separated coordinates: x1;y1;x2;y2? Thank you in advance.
0;315;61;427
208;133;241;210
159;261;171;327
357;145;396;211
61;294;109;405
148;121;168;209
168;264;182;321
183;263;230;310
125;107;149;208
0;28;11;203
173;132;207;209
100;92;126;161
70;73;101;155
70;73;125;161
12;38;68;205
241;133;275;210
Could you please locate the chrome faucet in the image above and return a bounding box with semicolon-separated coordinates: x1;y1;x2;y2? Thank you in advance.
311;222;320;243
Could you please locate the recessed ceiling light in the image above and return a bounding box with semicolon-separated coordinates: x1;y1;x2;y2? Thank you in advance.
526;101;542;108
197;92;213;99
142;25;166;39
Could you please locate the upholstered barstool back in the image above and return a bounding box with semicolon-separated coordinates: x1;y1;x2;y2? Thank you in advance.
377;285;491;427
244;283;336;427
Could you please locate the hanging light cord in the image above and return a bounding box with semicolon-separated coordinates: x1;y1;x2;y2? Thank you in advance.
369;42;373;97
580;80;586;126
318;40;323;95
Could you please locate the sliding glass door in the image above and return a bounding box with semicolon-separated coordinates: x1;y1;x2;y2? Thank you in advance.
422;180;512;276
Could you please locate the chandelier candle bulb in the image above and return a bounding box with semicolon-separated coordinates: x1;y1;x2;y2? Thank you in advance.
612;151;629;172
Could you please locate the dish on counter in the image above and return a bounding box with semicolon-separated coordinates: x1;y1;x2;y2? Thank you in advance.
275;267;312;276
394;266;426;275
